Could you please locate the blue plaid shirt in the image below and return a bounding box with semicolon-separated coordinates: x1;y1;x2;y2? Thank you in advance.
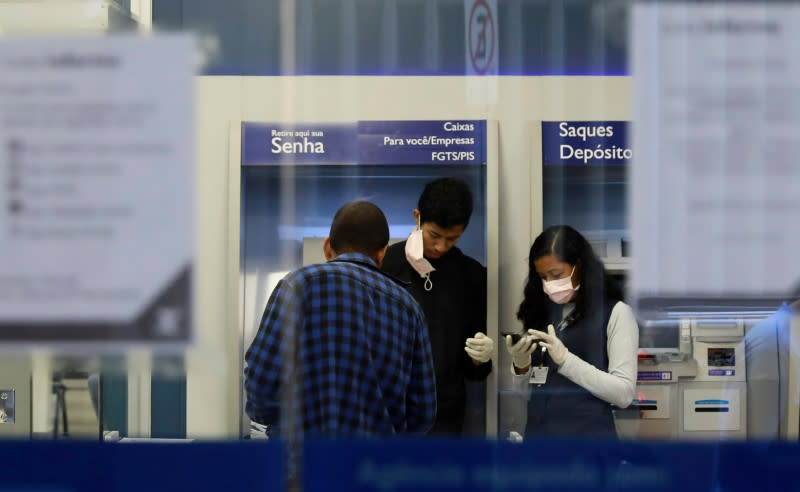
244;253;436;437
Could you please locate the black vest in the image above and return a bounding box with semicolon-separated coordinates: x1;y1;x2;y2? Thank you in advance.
525;300;618;438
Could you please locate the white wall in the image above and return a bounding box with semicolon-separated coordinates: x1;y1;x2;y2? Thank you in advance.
188;76;632;438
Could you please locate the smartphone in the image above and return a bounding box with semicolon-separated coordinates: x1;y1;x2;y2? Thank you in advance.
501;332;527;345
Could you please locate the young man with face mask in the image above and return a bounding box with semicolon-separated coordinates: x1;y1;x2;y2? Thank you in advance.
506;225;638;438
382;177;494;435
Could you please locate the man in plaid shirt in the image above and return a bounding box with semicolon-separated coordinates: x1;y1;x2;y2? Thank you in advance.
245;200;436;438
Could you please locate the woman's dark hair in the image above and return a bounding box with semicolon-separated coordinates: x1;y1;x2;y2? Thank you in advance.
516;225;623;330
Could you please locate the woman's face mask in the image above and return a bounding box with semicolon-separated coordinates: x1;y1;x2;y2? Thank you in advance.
541;265;579;304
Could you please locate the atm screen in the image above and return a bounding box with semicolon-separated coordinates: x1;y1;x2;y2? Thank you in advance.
707;347;735;367
638;320;680;353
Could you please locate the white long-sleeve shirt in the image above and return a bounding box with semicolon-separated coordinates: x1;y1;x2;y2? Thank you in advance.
511;301;639;408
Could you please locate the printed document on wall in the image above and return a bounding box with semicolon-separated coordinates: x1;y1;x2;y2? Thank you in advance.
0;35;195;348
630;3;800;313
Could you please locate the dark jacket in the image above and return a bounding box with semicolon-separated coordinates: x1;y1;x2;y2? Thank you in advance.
526;300;618;438
382;240;491;435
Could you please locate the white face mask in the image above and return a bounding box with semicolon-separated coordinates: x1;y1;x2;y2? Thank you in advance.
405;217;435;291
542;265;579;304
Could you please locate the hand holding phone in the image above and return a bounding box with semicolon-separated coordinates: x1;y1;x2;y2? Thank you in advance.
501;332;525;344
503;331;536;369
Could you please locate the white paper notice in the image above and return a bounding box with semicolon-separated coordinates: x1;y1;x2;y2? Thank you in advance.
631;4;800;308
0;35;194;347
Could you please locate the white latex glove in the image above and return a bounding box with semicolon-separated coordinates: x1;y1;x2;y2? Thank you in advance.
465;332;494;364
507;431;524;443
505;334;536;369
529;324;569;366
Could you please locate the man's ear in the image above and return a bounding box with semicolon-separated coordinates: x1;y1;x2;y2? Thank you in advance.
373;244;389;268
323;237;336;261
412;208;420;224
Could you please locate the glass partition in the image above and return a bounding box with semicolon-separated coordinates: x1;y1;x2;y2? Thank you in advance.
1;1;798;490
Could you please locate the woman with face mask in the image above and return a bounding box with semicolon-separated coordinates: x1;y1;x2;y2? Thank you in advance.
504;225;638;438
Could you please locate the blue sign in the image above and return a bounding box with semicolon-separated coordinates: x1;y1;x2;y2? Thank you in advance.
542;121;630;165
241;120;486;165
0;440;284;491
7;438;800;490
303;438;800;492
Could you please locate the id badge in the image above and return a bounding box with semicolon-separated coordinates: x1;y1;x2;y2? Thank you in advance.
529;366;549;385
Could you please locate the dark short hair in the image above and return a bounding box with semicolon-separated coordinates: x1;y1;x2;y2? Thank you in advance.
329;200;389;255
417;177;473;229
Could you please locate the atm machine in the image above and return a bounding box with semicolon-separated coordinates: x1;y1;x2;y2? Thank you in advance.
616;318;748;440
680;319;747;438
233;119;499;436
539;120;631;272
